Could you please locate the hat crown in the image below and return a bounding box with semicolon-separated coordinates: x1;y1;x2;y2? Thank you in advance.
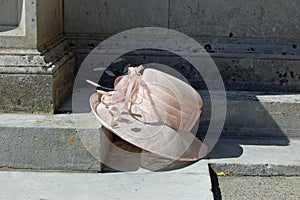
138;68;203;131
101;66;203;132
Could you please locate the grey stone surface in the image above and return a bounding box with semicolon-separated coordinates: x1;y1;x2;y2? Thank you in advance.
201;37;300;59
0;0;35;47
207;139;300;176
68;35;300;92
0;0;20;27
218;176;300;200
64;0;168;34
0;38;76;113
64;0;300;40
0;0;25;37
199;91;300;139
0;0;75;113
53;54;76;111
0;112;299;176
0;0;63;49
169;0;300;39
0;111;213;175
69;88;300;139
214;58;300;92
0;74;54;113
63;0;300;95
0;160;213;200
37;0;63;48
0;113;102;171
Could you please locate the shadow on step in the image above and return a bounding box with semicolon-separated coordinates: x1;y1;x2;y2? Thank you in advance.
100;127;199;173
199;90;298;159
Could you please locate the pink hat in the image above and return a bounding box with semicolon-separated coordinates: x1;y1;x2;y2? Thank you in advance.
89;65;207;161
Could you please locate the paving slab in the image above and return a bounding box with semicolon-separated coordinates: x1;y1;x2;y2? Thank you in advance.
207;138;300;176
218;176;300;200
0;160;213;200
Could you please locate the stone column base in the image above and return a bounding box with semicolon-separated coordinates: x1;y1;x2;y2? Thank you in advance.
0;37;76;113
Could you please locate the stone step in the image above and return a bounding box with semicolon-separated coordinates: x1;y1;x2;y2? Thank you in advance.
0;160;213;200
0;112;206;173
0;90;299;172
198;90;300;139
217;176;300;200
0;113;102;172
207;138;300;176
66;88;300;139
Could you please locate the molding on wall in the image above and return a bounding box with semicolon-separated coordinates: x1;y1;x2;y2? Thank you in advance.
65;33;300;60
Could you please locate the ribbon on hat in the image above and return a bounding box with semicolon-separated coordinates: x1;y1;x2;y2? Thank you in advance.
87;65;148;126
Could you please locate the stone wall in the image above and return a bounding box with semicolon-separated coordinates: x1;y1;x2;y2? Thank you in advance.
64;0;300;92
0;0;299;113
37;0;64;48
65;0;300;39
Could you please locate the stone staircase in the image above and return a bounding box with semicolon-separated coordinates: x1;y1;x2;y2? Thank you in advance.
0;91;299;199
1;37;300;199
1;1;299;199
1;89;299;173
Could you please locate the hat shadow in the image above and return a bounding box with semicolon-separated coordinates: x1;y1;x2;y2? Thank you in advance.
197;90;291;160
100;127;198;173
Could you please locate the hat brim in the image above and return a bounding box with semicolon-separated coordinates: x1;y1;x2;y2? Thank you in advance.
90;93;207;161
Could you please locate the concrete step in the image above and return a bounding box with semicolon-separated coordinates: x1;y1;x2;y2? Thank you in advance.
0;160;213;200
207;138;300;176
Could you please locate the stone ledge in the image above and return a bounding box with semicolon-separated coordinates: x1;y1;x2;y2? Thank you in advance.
0;38;73;72
0;113;102;172
0;112;299;177
198;91;300;139
207;138;300;176
68;34;300;92
66;34;300;59
70;89;300;139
